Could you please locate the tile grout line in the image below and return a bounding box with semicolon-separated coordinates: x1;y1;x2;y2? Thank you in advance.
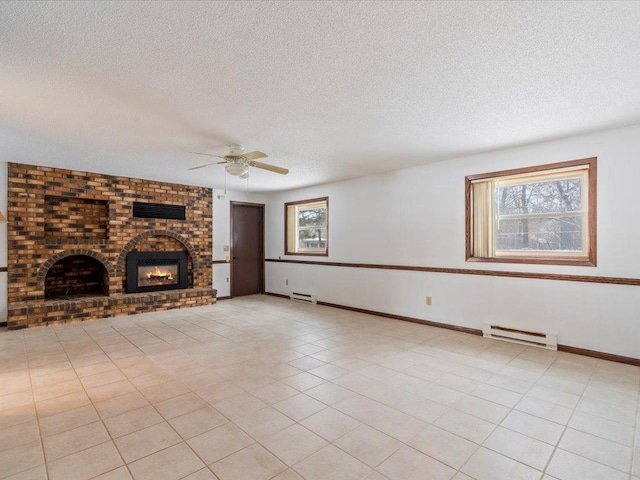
94;320;218;479
24;329;50;480
629;389;639;480
530;349;581;479
51;322;134;480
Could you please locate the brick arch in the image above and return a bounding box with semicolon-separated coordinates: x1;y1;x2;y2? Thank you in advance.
37;249;116;284
115;230;198;277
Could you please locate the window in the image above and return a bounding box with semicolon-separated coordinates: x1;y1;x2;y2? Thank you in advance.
285;197;328;255
466;157;596;266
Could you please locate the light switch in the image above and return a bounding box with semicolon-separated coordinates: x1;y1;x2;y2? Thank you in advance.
223;245;230;251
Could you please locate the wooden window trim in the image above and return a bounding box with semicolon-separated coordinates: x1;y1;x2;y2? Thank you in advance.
284;196;329;256
465;157;597;266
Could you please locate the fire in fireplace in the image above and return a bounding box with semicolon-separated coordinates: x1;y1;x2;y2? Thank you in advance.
138;264;177;287
126;251;188;293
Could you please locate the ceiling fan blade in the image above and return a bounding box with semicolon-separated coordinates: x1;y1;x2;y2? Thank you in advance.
188;162;217;170
250;160;289;175
189;152;227;159
242;151;268;161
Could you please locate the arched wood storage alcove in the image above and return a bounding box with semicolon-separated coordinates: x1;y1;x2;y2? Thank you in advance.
44;255;110;299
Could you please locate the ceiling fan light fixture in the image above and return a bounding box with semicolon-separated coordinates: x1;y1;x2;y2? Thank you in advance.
190;147;288;176
228;144;245;155
225;163;248;176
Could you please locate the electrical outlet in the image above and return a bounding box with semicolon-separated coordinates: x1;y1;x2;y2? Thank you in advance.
285;279;289;286
425;296;432;306
226;277;229;283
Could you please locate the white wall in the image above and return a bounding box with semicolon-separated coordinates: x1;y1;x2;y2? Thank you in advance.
212;188;267;298
264;125;640;358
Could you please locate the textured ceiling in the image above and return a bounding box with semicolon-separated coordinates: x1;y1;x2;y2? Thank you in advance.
1;1;640;192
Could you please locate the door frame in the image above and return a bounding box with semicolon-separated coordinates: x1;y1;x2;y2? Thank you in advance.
230;201;265;297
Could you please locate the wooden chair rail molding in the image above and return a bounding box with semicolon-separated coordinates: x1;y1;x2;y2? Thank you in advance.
265;258;640;287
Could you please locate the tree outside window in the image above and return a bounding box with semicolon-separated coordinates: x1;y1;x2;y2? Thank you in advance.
285;197;328;255
466;158;596;266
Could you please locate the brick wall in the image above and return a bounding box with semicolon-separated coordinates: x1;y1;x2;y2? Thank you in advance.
44;196;109;239
6;163;215;327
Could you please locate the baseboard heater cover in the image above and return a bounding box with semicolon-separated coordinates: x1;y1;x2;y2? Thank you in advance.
483;323;557;350
290;292;317;304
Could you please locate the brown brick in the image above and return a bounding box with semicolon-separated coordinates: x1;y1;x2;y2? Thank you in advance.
7;163;215;327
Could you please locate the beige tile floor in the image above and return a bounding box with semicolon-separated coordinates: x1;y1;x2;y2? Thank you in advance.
0;295;638;480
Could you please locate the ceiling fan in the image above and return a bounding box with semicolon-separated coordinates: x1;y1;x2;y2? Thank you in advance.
189;145;288;179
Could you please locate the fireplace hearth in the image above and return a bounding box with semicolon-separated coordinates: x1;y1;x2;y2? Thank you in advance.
126;251;188;293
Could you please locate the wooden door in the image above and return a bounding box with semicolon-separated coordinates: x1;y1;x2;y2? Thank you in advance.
230;202;264;297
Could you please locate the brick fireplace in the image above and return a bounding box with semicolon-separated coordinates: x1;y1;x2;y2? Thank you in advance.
6;163;216;328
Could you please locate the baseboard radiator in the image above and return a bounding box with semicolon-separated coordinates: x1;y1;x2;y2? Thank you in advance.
290;292;317;304
483;323;557;350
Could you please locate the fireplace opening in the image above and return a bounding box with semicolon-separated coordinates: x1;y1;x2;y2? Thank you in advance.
138;264;178;288
126;251;188;293
45;255;109;299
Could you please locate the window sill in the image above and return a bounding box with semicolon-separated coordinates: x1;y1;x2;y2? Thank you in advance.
466;256;596;267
